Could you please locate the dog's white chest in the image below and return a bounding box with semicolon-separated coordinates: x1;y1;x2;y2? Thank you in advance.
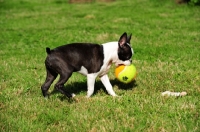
78;42;118;76
98;42;118;76
98;61;112;77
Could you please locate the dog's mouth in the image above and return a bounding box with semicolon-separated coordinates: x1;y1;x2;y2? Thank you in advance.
115;60;132;66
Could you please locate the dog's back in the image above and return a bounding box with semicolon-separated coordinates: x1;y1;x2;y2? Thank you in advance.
45;43;104;73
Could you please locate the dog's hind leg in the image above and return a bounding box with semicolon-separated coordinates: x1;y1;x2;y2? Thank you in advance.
41;67;58;98
54;70;74;98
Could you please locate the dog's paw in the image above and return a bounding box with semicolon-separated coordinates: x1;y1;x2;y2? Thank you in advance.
71;93;76;98
43;94;49;99
86;95;91;98
112;94;119;97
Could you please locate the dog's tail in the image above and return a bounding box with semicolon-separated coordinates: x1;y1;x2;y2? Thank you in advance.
46;47;51;54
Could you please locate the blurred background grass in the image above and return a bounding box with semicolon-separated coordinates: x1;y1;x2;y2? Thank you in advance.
0;0;199;131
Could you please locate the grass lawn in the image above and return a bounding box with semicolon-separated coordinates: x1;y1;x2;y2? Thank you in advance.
0;0;199;131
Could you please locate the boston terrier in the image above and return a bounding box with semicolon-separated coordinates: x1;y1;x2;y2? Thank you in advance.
41;32;133;98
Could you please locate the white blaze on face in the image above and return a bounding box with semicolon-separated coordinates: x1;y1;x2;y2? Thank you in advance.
131;48;134;55
127;42;134;56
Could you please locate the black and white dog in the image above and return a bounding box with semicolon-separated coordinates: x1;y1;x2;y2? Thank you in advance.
41;32;133;98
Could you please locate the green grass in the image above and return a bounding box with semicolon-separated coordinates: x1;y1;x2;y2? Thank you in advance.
0;0;200;131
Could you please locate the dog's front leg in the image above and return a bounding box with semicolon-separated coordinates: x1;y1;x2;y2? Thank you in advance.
86;74;97;97
100;74;117;96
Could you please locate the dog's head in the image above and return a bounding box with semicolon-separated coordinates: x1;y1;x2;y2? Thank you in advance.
116;32;133;66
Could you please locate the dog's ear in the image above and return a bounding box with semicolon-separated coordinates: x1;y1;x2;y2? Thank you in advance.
118;32;127;48
127;33;132;44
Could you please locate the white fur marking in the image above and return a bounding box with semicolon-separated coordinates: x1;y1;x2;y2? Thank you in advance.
100;75;117;96
78;66;88;76
86;73;98;97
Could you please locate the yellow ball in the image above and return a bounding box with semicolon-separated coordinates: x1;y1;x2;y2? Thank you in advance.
115;64;137;84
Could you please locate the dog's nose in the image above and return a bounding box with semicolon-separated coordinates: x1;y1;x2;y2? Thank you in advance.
130;60;132;63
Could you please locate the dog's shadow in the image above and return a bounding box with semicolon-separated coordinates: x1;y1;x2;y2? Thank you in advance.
50;79;137;100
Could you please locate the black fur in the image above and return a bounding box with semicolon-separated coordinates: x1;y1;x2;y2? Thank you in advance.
46;47;51;54
41;43;104;98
